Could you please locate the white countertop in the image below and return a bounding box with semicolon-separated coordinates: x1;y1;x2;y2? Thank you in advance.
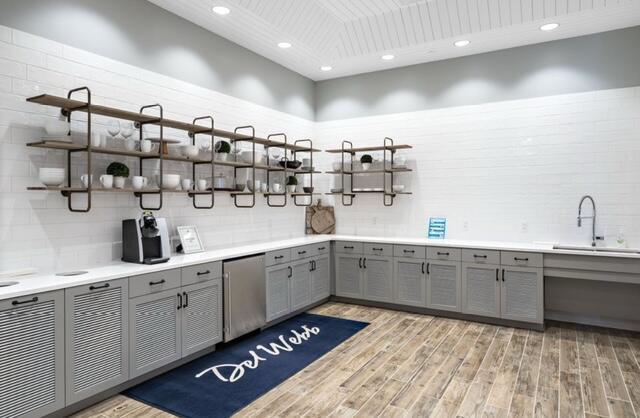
2;234;638;301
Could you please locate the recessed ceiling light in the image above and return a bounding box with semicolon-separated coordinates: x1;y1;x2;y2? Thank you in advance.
454;40;470;47
381;54;395;61
320;65;333;72
278;42;292;49
539;23;559;31
212;6;230;15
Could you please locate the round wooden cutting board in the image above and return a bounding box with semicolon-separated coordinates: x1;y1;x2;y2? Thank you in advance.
306;200;335;234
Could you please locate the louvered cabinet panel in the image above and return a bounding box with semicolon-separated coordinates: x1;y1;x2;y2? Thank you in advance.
0;291;64;418
427;260;461;312
363;255;393;302
335;254;363;298
182;279;223;357
129;289;181;378
462;263;500;318
266;264;290;322
290;259;312;312
394;258;426;307
501;266;543;324
65;279;128;404
311;255;331;303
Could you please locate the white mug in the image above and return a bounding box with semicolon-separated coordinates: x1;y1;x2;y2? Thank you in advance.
272;183;282;193
132;176;148;190
140;139;152;153
196;179;207;191
181;179;193;190
113;176;126;189
80;174;93;188
100;174;113;189
125;138;137;151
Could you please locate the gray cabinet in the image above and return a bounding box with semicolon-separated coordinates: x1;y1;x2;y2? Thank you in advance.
462;263;500;318
65;278;129;404
311;255;331;303
0;291;65;418
362;255;393;302
394;257;426;307
129;289;181;378
290;259;313;311
427;260;461;312
181;279;223;357
266;264;291;322
501;266;543;324
335;254;363;298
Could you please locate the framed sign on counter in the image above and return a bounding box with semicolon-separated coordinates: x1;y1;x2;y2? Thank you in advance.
177;225;204;254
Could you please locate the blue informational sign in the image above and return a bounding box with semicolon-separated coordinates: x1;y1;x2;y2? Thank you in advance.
428;217;447;239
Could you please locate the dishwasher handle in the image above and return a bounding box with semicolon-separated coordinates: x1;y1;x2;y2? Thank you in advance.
223;272;231;334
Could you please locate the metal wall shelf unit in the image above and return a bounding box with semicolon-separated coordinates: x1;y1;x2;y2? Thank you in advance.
324;138;413;206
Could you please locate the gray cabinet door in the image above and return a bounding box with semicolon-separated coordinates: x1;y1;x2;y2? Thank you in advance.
426;260;461;312
290;259;313;312
0;291;65;418
462;263;501;318
65;278;129;404
311;255;331;303
394;257;426;307
362;255;393;302
182;279;223;357
129;289;181;378
266;264;291;322
335;254;363;298
501;266;543;324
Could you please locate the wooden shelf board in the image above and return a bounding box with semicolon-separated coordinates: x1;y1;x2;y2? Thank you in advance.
324;192;356;196
326;168;412;174
325;144;412;153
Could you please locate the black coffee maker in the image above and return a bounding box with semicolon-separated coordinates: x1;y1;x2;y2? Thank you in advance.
122;212;170;264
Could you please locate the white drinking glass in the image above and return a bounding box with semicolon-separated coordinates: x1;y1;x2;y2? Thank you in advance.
106;120;120;138
196;179;207;191
181;179;193;190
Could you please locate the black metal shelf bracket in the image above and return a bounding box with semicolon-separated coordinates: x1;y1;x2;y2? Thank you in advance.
293;138;314;207
190;116;215;209
65;87;92;213
341;140;354;206
265;133;287;207
232;125;256;208
383;136;395;207
138;104;164;210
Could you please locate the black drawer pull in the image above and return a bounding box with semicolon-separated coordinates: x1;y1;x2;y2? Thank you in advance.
274;255;284;260
89;283;110;291
473;254;487;259
403;249;415;253
372;247;384;251
514;257;529;262
197;270;211;276
149;279;166;286
344;246;354;249
318;246;326;250
298;250;307;255
12;296;38;306
437;252;450;256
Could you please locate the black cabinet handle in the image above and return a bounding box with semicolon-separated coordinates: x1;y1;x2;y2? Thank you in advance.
358;257;362;268
344;246;354;249
502;269;505;281
183;291;188;308
177;293;182;310
196;270;210;276
288;266;292;278
298;250;307;255
496;269;499;281
318;246;326;250
403;249;415;253
313;260;316;270
363;258;367;269
309;261;314;272
372;247;384;251
274;255;284;260
514;257;529;262
473;254;487;259
89;283;110;291
426;263;430;275
437;252;450;256
12;296;38;306
149;279;166;286
421;262;425;274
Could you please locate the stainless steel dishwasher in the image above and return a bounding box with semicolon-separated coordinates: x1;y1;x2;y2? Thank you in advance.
223;254;266;342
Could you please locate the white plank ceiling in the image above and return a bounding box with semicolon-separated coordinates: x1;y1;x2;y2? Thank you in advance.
148;0;640;80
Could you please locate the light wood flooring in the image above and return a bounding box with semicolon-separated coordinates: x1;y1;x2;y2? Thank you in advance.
74;302;640;418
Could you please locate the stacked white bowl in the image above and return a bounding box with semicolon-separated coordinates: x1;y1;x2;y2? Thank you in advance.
39;168;65;186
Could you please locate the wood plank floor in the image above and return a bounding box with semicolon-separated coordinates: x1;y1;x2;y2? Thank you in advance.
74;302;640;418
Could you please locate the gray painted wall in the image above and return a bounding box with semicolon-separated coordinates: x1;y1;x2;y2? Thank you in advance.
315;26;640;121
0;0;315;120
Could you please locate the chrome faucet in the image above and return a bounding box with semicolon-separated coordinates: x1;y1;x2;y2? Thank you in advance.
577;195;603;247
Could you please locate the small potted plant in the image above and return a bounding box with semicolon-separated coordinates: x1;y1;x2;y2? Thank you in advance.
214;140;231;161
360;154;373;171
286;175;298;193
106;162;129;189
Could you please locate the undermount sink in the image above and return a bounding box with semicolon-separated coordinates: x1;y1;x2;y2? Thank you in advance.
553;245;640;254
0;281;19;287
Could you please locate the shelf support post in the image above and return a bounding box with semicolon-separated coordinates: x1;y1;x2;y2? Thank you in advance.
190;116;215;209
293;139;314;207
232;126;256;208
64;87;92;212
138;104;164;210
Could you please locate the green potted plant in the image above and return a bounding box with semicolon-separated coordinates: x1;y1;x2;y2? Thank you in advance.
214;140;231;161
286;175;298;193
106;162;129;189
360;154;373;171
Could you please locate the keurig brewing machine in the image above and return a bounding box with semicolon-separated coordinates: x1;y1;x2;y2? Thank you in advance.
122;211;170;264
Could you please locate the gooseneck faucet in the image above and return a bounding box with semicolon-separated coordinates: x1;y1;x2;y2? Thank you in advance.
577;195;603;247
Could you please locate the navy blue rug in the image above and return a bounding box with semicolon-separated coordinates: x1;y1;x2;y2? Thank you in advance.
125;313;368;418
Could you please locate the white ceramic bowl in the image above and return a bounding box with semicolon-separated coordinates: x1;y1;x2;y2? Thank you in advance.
44;120;70;136
180;145;199;158
392;184;405;193
239;150;265;165
161;174;181;190
39;168;65;186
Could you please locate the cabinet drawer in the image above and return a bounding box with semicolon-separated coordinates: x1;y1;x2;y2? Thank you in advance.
129;269;181;298
394;245;426;259
500;251;543;268
313;242;330;256
182;261;222;287
462;249;500;265
335;241;364;254
265;249;291;267
427;247;461;261
364;243;393;257
292;244;315;261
